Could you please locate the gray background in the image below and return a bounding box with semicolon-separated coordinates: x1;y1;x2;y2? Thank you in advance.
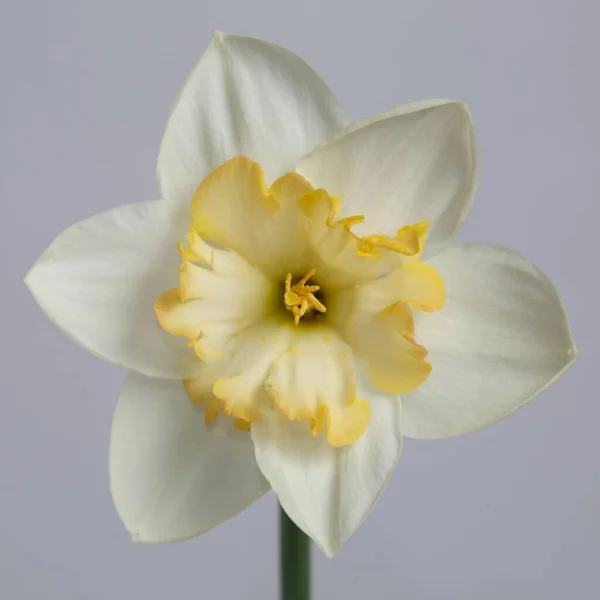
1;1;598;598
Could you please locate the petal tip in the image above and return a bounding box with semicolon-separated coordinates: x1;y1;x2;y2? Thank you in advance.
23;266;35;290
567;342;579;361
212;30;229;45
23;255;46;293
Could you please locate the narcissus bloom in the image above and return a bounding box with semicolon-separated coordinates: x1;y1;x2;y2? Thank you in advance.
25;32;577;557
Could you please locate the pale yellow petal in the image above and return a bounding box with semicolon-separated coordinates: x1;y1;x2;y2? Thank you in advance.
265;329;370;447
349;261;446;314
155;288;204;339
329;261;442;394
298;188;429;289
184;319;291;425
180;229;215;265
346;303;432;394
212;321;293;422
155;238;273;362
191;156;313;273
183;365;223;425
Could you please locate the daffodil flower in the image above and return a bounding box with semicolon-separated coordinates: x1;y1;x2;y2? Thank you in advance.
25;32;577;557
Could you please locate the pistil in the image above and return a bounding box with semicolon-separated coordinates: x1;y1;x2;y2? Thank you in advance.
283;269;326;325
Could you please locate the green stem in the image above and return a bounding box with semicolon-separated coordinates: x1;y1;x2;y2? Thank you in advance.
280;505;311;600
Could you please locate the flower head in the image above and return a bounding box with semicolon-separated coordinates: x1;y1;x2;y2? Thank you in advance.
25;32;577;557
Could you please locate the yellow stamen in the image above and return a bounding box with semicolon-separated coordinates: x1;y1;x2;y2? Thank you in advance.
284;269;327;325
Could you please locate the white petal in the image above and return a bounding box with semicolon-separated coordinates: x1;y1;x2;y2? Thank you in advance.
297;100;478;257
110;372;269;542
402;244;578;439
252;374;402;557
157;32;348;205
25;200;201;379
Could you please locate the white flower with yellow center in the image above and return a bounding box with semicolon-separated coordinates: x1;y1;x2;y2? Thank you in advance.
25;32;577;557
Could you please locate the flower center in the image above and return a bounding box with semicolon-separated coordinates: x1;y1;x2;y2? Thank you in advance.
283;269;326;325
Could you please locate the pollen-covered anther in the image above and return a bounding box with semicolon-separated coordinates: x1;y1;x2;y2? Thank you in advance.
284;269;326;325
